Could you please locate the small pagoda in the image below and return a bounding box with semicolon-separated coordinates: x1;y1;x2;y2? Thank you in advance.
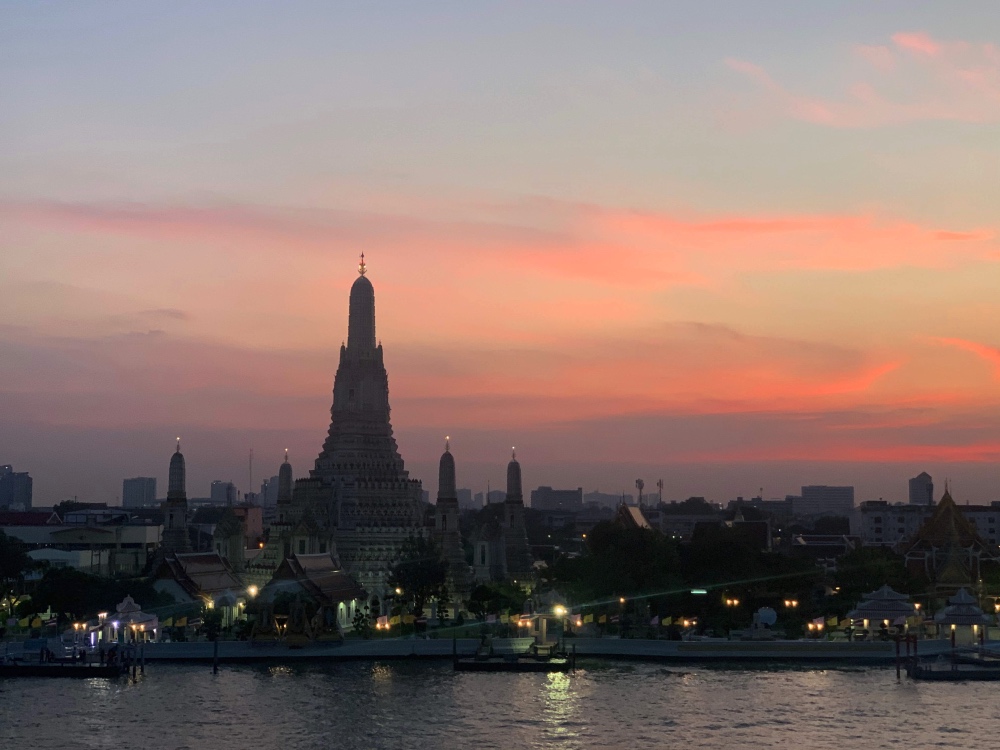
933;588;992;645
847;585;917;631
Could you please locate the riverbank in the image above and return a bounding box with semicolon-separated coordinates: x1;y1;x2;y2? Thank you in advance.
43;636;986;665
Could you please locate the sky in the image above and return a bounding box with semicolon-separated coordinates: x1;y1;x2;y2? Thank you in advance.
3;1;1000;506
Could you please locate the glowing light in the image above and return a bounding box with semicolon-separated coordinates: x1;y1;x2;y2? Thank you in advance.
553;605;567;617
247;585;259;598
619;597;626;604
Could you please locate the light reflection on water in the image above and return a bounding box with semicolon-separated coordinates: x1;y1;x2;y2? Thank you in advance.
1;661;998;750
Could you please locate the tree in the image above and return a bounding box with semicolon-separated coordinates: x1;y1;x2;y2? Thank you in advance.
387;535;448;617
352;604;373;639
830;547;921;606
0;530;31;604
21;568;175;622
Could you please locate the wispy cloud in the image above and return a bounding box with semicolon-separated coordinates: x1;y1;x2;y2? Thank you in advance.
727;31;1000;127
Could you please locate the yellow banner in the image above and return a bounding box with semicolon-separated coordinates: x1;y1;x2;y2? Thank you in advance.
584;614;594;623
18;616;29;627
663;617;672;626
31;618;41;628
826;616;839;627
598;615;607;624
175;617;188;627
402;614;416;625
839;619;851;628
500;614;509;624
389;615;401;626
163;617;174;627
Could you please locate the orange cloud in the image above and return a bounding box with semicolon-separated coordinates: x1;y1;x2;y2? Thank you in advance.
932;337;1000;378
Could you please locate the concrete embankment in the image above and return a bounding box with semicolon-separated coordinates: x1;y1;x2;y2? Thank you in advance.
133;637;982;665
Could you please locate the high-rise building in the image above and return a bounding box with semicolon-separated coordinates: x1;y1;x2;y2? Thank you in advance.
122;477;157;508
303;256;424;596
210;480;238;505
794;485;855;517
0;465;33;510
456;488;475;509
909;472;934;506
530;486;583;511
260;475;280;506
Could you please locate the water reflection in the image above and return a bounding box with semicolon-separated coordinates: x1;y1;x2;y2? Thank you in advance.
1;663;994;750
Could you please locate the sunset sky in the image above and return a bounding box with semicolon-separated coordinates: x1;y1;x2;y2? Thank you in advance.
3;2;1000;505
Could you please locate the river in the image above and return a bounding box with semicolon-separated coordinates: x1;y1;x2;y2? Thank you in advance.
1;661;994;749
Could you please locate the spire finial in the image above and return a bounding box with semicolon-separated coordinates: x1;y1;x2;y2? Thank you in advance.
284;448;289;463
358;252;367;276
176;436;181;453
445;435;450;452
512;446;516;460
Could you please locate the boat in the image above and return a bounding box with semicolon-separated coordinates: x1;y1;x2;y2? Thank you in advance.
454;654;572;673
906;662;1000;681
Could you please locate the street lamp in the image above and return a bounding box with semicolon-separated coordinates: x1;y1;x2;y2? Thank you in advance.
247;585;258;599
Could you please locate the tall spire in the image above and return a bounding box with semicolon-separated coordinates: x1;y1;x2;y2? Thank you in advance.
347;255;376;352
168;439;186;500
506;448;522;504
278;450;293;505
438;437;456;501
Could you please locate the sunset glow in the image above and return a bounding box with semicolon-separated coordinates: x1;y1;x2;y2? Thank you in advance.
3;2;999;504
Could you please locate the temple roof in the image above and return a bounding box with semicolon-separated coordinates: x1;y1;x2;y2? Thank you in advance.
616;503;652;530
901;490;991;554
265;553;364;606
154;552;243;601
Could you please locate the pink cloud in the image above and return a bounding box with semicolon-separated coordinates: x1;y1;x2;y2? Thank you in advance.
892;32;942;57
728;31;1000;127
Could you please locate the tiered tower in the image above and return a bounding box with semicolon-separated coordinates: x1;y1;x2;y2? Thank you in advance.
502;449;533;578
161;439;191;553
435;438;473;607
309;256;424;597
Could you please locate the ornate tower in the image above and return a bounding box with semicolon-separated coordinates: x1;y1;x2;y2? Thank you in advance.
502;449;533;578
435;437;472;607
309;255;424;597
161;439;191;553
277;450;293;506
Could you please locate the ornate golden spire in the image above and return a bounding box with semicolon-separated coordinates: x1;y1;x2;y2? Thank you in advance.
358;252;367;276
445;435;450;452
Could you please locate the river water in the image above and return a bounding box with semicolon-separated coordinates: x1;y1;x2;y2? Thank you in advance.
1;661;995;749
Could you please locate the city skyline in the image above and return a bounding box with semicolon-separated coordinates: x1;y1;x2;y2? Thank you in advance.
3;2;1000;504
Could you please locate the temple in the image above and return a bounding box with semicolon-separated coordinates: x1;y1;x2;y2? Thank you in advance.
160;440;191;554
900;486;999;598
434;438;473;607
302;256;424;600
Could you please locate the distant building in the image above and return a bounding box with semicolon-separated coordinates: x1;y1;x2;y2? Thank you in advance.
0;465;32;510
260;475;280;506
210;480;238;505
853;497;1000;549
909;472;934;505
584;491;633;508
794;486;854;518
122;477;157;508
456;488;475;509
475;489;506;506
530;486;583;512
